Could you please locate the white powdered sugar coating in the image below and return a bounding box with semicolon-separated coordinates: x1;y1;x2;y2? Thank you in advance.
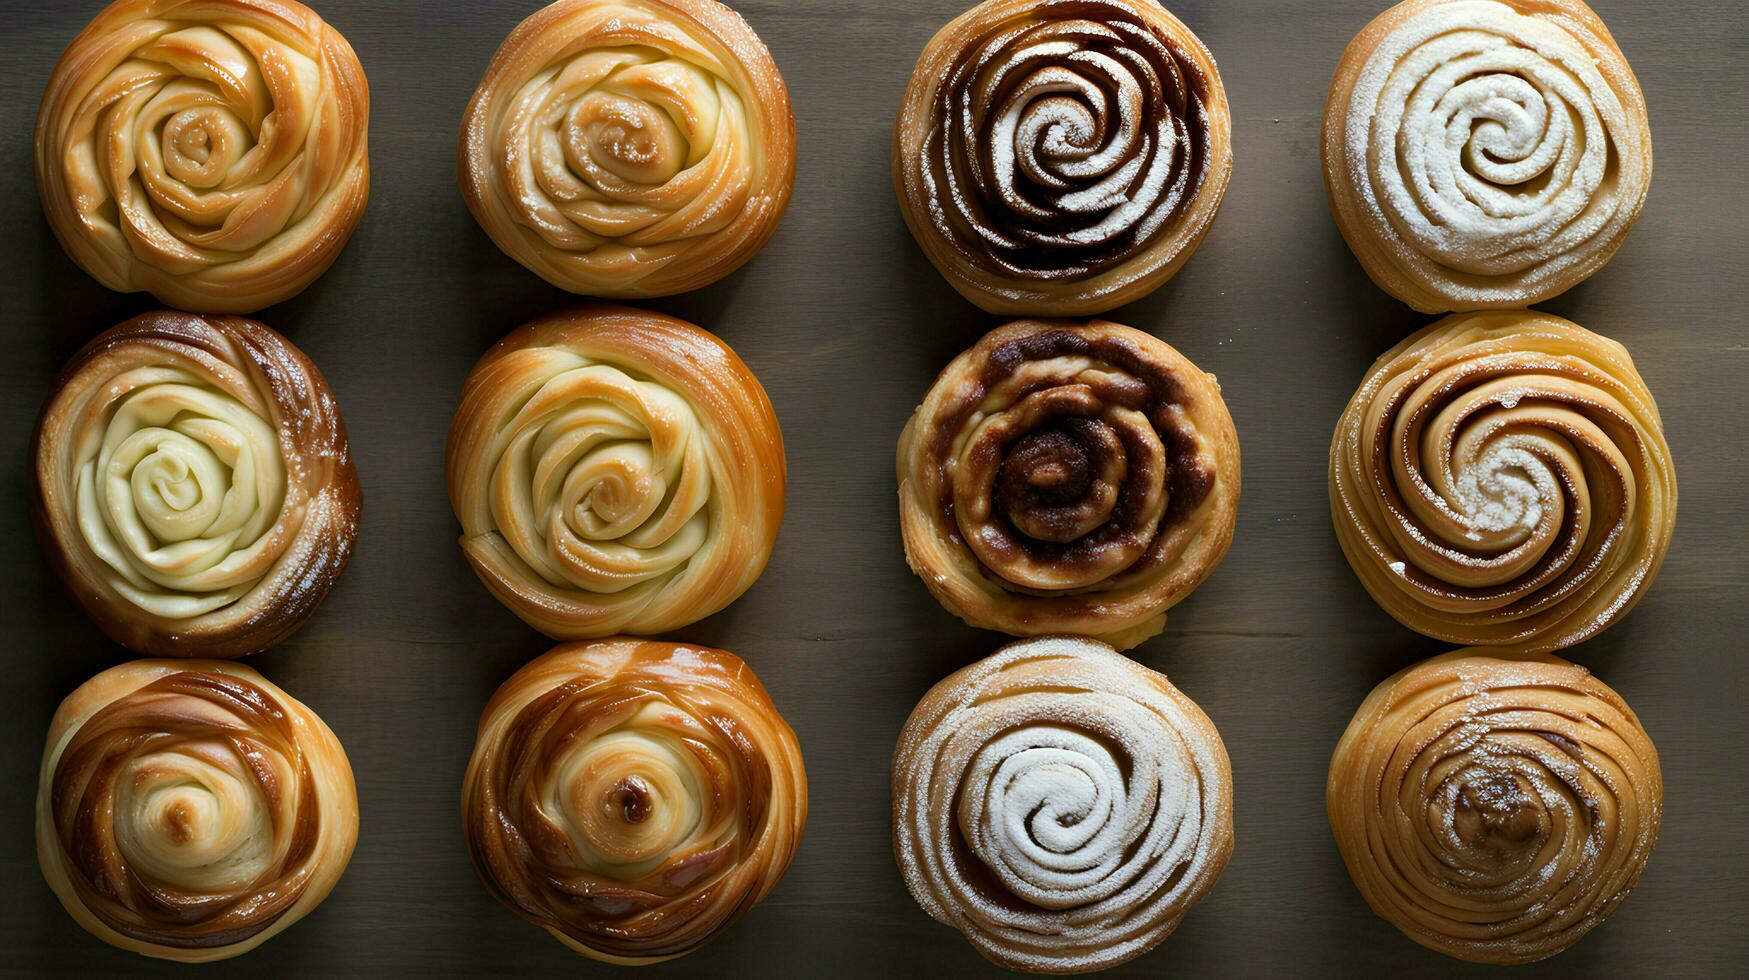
1343;0;1647;305
892;636;1232;972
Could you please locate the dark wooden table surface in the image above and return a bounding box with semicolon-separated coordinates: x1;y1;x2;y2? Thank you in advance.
3;1;1745;976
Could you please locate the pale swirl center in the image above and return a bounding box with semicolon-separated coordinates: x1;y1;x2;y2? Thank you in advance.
114;748;276;891
550;722;707;878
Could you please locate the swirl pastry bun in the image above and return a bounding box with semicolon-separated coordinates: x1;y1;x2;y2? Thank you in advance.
1330;311;1675;652
36;0;370;313
460;0;796;297
1323;0;1652;312
898;318;1238;650
894;0;1231;316
37;659;358;962
31;311;360;658
1329;649;1662;963
893;636;1233;973
463;638;807;963
447;305;784;638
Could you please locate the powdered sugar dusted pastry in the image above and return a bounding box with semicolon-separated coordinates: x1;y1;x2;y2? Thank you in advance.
460;0;795;297
1323;0;1652;312
1328;649;1661;964
898;318;1239;650
37;659;358;961
463;638;806;963
36;0;369;313
31;311;360;657
893;636;1233;973
1329;311;1675;651
447;305;784;638
894;0;1231;315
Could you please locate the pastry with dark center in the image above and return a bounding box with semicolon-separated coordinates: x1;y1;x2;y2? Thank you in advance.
462;639;807;963
36;660;358;961
1328;649;1662;963
897;317;1239;649
894;0;1231;315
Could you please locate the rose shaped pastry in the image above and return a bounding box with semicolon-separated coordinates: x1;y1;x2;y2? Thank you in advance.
1329;649;1662;963
31;311;360;657
1323;0;1652;312
37;659;358;962
460;0;795;297
447;305;784;638
898;318;1238;650
1329;311;1675;652
463;639;807;963
893;636;1233;973
894;0;1231;316
36;0;370;313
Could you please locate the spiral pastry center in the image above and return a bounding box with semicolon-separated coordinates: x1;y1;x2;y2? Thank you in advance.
554;722;708;874
926;3;1211;280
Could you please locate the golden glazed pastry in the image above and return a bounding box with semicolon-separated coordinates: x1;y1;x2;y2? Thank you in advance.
894;0;1231;316
1323;0;1652;312
1329;311;1675;652
463;639;807;964
893;636;1233;973
459;0;795;297
447;305;784;638
1328;649;1662;964
898;318;1239;650
37;660;358;962
31;311;360;658
36;0;369;313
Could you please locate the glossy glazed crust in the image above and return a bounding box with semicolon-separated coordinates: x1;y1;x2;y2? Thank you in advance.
462;639;807;964
898;318;1239;649
459;0;796;297
1327;649;1661;964
31;311;361;658
446;305;785;638
36;660;358;962
1322;0;1651;312
892;637;1233;974
36;0;370;313
894;0;1231;316
1328;311;1675;652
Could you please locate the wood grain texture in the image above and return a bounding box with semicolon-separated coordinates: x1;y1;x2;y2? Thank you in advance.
2;1;1745;976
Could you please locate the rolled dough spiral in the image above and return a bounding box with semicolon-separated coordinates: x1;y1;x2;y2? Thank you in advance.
463;638;807;963
31;311;360;657
36;0;370;313
892;636;1233;973
36;659;358;962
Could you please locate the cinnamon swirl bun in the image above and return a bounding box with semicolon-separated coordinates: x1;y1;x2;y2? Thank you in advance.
1329;311;1676;651
36;0;370;313
893;636;1233;973
898;318;1239;649
447;305;784;638
31;311;360;658
894;0;1231;315
459;0;796;297
1328;649;1662;963
463;638;807;963
37;660;358;961
1323;0;1652;312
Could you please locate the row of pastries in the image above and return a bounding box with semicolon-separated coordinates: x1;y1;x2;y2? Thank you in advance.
25;0;1675;972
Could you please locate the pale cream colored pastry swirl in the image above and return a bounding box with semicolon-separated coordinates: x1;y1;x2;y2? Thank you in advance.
459;0;795;297
893;636;1233;973
898;318;1239;650
894;0;1231;315
1329;311;1675;652
447;305;785;638
463;638;807;964
37;659;358;962
31;311;360;657
36;0;370;313
1323;0;1651;312
1328;649;1662;964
